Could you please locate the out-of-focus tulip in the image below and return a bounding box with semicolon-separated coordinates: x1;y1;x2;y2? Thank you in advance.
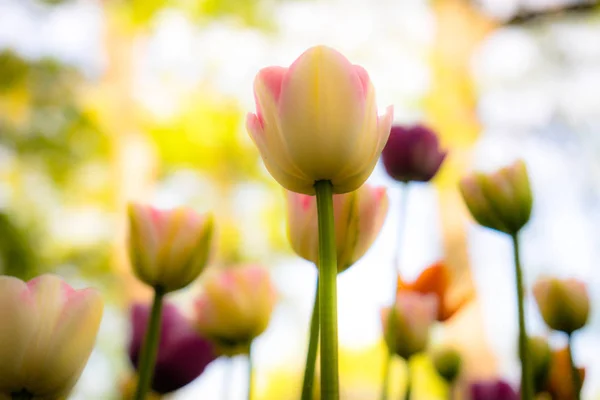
431;346;462;384
194;266;277;356
246;45;394;195
460;160;532;235
381;124;447;183
397;262;473;322
527;336;551;393
0;274;103;399
381;292;438;359
469;380;519;400
545;346;585;400
128;302;217;394
286;184;389;273
533;277;589;334
128;203;214;293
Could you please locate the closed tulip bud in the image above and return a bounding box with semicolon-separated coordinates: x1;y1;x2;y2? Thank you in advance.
381;124;447;183
459;160;532;235
247;45;394;195
545;346;585;399
286;184;389;273
0;274;103;399
381;292;438;359
533;278;589;334
431;347;462;384
194;266;277;356
469;380;519;400
128;203;214;293
129;302;217;394
527;336;551;392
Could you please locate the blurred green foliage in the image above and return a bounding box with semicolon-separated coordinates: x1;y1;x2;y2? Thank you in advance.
0;50;112;280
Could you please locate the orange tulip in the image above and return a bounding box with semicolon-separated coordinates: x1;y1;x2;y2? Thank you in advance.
544;346;585;400
396;262;473;322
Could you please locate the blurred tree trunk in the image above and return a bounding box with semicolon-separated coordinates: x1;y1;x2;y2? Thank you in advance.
93;11;158;304
424;0;499;387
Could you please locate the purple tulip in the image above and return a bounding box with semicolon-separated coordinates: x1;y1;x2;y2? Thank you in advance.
129;302;217;394
470;380;519;400
381;124;447;182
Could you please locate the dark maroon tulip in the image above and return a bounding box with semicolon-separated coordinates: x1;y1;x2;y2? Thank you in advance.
129;302;217;394
380;124;447;182
470;380;519;400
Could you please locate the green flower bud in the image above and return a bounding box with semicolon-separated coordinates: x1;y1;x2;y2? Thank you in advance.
431;346;462;384
459;160;532;235
527;336;552;392
533;277;590;334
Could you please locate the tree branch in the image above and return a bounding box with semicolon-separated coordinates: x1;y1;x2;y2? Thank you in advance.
507;1;599;25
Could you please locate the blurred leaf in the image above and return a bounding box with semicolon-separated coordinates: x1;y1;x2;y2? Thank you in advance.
0;212;40;279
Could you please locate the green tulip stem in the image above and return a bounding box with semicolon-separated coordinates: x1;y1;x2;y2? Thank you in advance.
314;180;339;400
403;358;412;400
567;333;581;400
247;342;254;400
11;390;33;400
134;285;166;400
381;182;410;400
511;233;532;400
301;277;320;400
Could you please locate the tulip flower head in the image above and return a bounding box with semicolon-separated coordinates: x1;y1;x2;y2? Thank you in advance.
533;277;590;334
431;346;462;384
194;265;277;356
286;184;389;273
129;302;217;394
381;292;438;359
247;45;394;195
397;262;473;322
527;336;552;392
460;160;532;235
381;124;447;183
545;346;585;399
128;203;214;293
0;274;103;399
469;380;519;400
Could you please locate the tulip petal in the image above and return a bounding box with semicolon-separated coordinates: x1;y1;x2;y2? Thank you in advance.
278;46;370;179
20;276;103;397
0;277;36;393
247;113;313;194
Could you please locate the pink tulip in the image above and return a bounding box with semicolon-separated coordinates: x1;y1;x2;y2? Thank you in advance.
194;266;277;356
247;45;393;195
128;203;214;292
0;274;103;399
286;184;389;273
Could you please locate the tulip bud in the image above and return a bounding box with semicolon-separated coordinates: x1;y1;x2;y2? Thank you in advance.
194;265;277;356
545;346;585;399
526;336;551;392
397;262;473;322
381;124;447;183
286;184;389;273
533;277;589;334
431;346;462;384
459;160;532;235
247;45;394;195
0;274;103;399
381;292;438;359
128;302;217;394
469;380;519;400
127;203;214;293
